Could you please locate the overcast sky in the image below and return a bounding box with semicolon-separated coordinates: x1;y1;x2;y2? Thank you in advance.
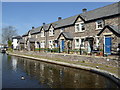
2;2;115;37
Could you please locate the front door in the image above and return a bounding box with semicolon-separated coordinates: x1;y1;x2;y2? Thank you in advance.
60;40;64;52
105;37;112;55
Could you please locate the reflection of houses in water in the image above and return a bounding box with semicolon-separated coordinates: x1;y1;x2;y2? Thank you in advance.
16;58;118;88
11;57;17;71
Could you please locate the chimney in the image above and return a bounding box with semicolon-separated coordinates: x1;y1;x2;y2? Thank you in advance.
58;17;62;20
82;8;87;13
43;23;45;25
32;26;34;29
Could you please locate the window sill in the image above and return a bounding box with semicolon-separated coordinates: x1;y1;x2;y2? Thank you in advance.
75;47;79;49
75;31;85;33
81;47;85;49
49;35;54;37
95;28;103;30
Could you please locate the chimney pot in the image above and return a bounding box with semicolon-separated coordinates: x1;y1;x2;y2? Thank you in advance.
82;8;87;13
32;27;34;29
58;17;62;20
43;23;45;25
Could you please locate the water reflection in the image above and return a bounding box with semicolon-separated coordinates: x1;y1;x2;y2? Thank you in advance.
11;57;17;72
13;56;119;88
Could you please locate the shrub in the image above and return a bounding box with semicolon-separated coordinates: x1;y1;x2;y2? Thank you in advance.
8;48;13;52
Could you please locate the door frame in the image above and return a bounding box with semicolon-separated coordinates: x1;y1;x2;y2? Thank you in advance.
104;35;112;55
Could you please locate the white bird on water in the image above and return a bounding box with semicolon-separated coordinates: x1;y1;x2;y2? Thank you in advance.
21;76;25;80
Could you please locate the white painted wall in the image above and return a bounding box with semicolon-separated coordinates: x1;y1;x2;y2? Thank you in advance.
12;39;18;49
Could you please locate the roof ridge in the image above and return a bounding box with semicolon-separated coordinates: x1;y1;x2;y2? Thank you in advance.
82;2;119;14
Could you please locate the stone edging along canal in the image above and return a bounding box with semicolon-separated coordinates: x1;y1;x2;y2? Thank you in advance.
7;52;120;87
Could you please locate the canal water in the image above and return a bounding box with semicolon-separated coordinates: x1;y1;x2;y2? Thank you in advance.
1;53;119;88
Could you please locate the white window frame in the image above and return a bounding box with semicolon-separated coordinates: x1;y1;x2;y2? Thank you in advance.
75;22;85;32
74;37;81;49
80;38;85;48
96;20;104;30
41;29;45;37
40;40;45;48
49;40;54;49
49;27;54;36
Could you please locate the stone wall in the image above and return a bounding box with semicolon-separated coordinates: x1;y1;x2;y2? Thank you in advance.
22;15;120;52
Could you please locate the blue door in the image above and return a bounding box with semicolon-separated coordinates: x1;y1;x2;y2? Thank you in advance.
62;40;64;51
105;37;112;55
60;40;64;52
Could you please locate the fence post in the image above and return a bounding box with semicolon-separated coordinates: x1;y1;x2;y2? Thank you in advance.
103;44;104;57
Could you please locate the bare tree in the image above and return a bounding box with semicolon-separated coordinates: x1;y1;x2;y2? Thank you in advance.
2;26;17;44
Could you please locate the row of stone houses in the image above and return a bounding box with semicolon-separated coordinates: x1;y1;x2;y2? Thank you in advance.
18;2;120;55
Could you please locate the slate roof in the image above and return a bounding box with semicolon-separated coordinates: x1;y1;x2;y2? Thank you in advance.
52;2;120;28
62;32;73;40
23;2;120;36
80;2;120;21
97;25;120;37
12;36;22;39
42;24;51;31
22;32;28;37
30;26;42;35
57;32;73;40
28;38;37;42
109;25;120;35
19;39;25;44
52;15;79;28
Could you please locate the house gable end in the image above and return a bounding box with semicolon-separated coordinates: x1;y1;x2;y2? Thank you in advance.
97;25;120;37
74;15;85;24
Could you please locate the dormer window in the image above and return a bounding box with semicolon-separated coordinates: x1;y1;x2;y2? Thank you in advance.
75;22;85;32
28;32;31;38
49;27;54;36
41;29;45;37
96;20;104;30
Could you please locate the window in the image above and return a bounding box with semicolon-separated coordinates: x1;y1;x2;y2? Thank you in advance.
81;23;85;31
41;29;45;37
41;40;45;48
49;40;54;49
75;37;80;49
96;20;104;30
75;22;85;32
81;38;85;48
49;28;54;36
75;23;80;32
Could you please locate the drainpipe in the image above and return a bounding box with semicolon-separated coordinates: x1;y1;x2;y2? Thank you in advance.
103;44;104;57
80;44;82;55
39;42;40;52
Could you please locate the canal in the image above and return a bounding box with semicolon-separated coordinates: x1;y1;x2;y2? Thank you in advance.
1;53;119;88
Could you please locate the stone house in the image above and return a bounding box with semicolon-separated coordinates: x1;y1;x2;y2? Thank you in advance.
21;2;120;55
